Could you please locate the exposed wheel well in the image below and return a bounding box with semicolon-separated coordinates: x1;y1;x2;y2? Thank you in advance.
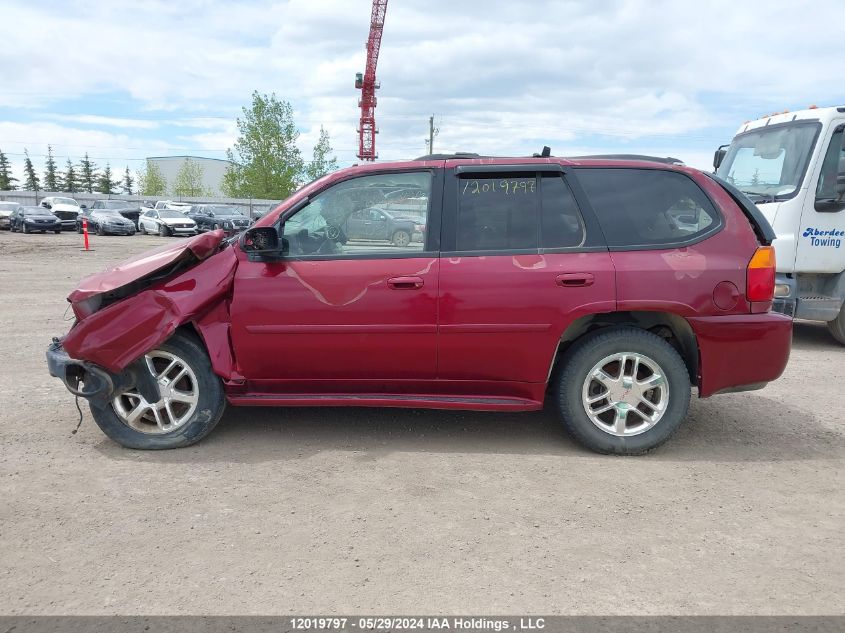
553;311;699;386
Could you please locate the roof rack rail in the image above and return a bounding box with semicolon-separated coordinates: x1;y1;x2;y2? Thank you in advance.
414;152;489;161
570;154;685;165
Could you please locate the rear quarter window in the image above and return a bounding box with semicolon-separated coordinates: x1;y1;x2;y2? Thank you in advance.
575;168;721;249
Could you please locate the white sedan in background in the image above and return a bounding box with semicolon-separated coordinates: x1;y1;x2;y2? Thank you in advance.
138;208;197;237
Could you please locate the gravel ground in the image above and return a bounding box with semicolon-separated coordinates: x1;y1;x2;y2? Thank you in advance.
0;230;842;615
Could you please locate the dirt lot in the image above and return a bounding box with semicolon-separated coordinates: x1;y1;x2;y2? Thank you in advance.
0;230;842;615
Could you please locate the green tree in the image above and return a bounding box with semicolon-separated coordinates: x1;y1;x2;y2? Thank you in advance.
222;91;303;199
0;148;18;190
173;158;209;197
61;159;78;193
138;160;167;196
96;163;118;194
23;149;40;192
121;166;134;195
303;126;338;182
78;153;98;193
43;145;59;191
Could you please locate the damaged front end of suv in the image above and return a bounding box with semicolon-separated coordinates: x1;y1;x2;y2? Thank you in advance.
46;230;240;427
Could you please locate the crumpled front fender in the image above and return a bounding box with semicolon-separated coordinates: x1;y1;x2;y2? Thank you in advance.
62;247;239;374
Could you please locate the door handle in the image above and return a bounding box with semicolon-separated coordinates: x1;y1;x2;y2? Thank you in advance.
388;276;424;290
556;273;595;287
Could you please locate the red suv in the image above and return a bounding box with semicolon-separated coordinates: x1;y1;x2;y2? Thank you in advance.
47;155;792;454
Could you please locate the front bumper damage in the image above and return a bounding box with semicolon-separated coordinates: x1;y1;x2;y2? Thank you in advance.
47;339;161;402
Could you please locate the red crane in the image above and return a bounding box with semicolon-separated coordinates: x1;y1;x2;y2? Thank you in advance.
355;0;388;161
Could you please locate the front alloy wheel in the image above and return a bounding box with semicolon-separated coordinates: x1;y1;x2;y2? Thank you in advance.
88;333;226;449
112;350;199;434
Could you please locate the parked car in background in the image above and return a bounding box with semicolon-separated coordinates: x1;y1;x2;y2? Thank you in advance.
186;204;251;235
333;206;424;247
77;209;137;236
138;208;197;236
40;196;81;231
154;200;194;213
47;154;791;454
89;200;143;228
0;201;22;230
10;206;61;233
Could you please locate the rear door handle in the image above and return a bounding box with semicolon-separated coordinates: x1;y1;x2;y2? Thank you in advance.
556;273;595;287
388;276;424;290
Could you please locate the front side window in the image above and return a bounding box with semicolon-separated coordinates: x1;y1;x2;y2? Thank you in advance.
816;127;844;202
576;168;720;248
282;171;432;257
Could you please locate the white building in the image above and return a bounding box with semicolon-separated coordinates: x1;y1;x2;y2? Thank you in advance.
146;156;233;197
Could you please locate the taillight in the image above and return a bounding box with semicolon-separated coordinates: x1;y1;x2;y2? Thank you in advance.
747;246;775;302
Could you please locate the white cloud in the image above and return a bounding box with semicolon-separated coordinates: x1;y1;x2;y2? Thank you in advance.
0;0;842;173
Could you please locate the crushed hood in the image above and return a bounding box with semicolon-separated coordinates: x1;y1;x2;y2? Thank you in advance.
68;230;226;317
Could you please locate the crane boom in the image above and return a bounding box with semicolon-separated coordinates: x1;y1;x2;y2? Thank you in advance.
356;0;388;161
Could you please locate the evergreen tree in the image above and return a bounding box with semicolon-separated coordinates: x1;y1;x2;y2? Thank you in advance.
121;166;134;195
61;159;78;193
0;148;18;190
303;126;338;182
222;91;303;199
138;160;167;196
43;145;59;191
78;153;98;193
23;150;40;192
95;163;118;194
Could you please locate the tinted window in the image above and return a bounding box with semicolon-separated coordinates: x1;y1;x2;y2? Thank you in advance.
541;175;585;248
576;168;720;247
457;174;538;251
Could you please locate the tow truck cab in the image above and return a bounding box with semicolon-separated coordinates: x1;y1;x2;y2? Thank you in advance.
715;105;845;343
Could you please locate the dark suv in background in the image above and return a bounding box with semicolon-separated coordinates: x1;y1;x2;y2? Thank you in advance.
89;200;144;228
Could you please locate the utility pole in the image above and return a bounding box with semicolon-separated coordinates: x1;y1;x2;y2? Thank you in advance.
428;115;435;155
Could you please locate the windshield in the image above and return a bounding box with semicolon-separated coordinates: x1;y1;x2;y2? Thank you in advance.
717;122;820;199
53;197;78;206
100;201;130;209
159;210;187;219
95;210;124;217
24;208;48;216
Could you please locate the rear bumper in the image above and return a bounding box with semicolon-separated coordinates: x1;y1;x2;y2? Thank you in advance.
689;312;793;398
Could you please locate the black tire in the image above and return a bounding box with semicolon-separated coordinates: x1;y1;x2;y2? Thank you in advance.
54;230;61;234
22;223;29;234
76;224;83;234
88;333;226;449
828;306;845;345
96;224;105;236
391;229;411;247
158;223;169;237
553;327;691;455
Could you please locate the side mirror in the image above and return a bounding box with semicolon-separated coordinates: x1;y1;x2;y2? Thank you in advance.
80;204;87;209
241;226;283;260
42;202;51;209
713;146;728;171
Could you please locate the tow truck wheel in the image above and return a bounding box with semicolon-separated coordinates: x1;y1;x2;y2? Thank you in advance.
88;333;226;449
828;306;845;345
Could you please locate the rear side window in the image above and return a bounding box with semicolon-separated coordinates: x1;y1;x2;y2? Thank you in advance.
457;173;539;251
541;175;585;248
575;168;721;248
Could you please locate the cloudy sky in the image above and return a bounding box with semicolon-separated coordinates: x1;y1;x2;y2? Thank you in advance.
0;0;842;182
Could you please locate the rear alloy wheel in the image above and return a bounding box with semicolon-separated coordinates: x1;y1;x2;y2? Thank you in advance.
553;327;690;455
89;333;226;449
392;229;411;247
828;305;845;345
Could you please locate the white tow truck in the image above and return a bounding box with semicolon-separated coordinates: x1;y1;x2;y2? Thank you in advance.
714;105;845;344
